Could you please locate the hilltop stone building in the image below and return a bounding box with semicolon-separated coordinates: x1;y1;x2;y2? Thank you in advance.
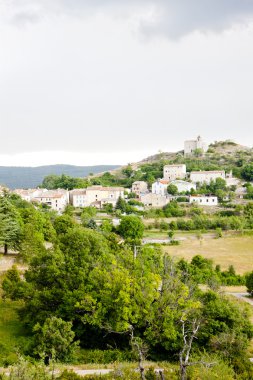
184;136;208;156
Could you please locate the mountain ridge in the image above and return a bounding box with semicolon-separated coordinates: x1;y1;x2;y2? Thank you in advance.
0;164;120;189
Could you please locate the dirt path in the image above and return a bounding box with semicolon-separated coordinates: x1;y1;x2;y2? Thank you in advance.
227;292;253;306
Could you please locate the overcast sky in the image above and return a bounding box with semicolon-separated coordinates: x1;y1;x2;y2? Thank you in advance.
1;0;253;166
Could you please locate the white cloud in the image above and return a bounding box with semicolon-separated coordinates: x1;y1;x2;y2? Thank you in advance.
1;1;253;165
3;0;253;37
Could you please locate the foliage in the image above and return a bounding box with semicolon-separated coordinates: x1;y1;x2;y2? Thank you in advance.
0;195;22;254
41;174;89;190
245;271;253;296
7;357;50;380
167;184;178;195
117;215;144;243
241;163;253;181
33;317;78;362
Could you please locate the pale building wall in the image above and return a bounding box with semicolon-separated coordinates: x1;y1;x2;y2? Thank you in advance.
13;189;42;202
189;195;218;206
163;164;186;181
34;189;69;212
85;186;125;207
152;180;169;196
131;181;148;196
190;171;226;185
170;180;196;193
141;193;170;208
184;136;207;156
70;190;88;207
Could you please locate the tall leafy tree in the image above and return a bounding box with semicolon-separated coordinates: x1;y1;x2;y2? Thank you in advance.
0;195;22;254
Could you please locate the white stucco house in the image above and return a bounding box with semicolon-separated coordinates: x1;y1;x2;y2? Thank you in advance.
189;195;218;206
69;189;87;207
169;180;196;193
163;164;186;181
152;180;169;196
70;186;125;209
13;188;43;202
33;189;69;212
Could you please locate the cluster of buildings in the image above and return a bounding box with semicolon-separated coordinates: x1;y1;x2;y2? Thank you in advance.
14;186;124;213
12;166;237;212
9;136;245;212
131;162;237;208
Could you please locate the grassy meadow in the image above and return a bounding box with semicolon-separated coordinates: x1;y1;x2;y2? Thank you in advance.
163;235;253;274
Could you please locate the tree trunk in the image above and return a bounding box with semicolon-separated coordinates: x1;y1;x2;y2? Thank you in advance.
140;367;145;380
180;364;187;380
4;243;8;255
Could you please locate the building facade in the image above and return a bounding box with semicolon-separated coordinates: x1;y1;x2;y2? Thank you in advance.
163;164;186;181
189;195;218;206
169;180;196;193
190;170;226;185
69;189;87;207
152;180;169;196
141;193;170;208
33;189;69;212
131;181;148;197
184;136;208;156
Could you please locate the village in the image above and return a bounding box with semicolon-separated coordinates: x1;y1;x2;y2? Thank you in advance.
8;136;247;213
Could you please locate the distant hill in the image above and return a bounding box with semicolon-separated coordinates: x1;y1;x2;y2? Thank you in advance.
0;165;120;189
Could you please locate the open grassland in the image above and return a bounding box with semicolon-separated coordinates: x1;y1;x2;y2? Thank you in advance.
0;299;31;366
163;235;253;274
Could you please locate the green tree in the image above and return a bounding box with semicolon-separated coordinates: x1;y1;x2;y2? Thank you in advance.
19;223;46;262
167;184;178;195
242;163;253;181
115;196;127;213
246;272;253;296
33;317;78;362
54;215;76;235
117;215;144;244
0;196;22;254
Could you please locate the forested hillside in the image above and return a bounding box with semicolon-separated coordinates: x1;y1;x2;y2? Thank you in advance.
0;165;120;189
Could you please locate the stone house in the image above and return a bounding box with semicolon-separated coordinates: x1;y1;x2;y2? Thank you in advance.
184;136;208;156
163;164;186;181
140;193;170;208
85;186;125;208
190;170;226;185
33;189;69;212
13;188;43;202
131;181;148;197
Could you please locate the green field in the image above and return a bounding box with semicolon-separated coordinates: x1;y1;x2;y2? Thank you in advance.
0;298;31;366
163;235;253;274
